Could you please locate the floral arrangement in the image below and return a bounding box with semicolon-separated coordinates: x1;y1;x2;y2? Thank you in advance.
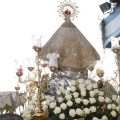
21;79;120;120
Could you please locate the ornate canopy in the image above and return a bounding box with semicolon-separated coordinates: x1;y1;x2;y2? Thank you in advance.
39;18;100;72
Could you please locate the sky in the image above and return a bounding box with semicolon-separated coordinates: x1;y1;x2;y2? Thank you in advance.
0;0;115;91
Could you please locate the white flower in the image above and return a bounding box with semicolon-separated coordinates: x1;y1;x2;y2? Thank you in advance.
102;115;108;120
59;113;65;119
73;92;79;98
89;90;95;97
56;89;61;95
59;86;65;92
42;105;48;111
50;96;55;102
70;86;76;92
84;108;90;114
90;106;96;112
83;99;89;105
111;103;116;109
65;95;72;101
54;107;61;114
98;96;104;102
85;80;91;85
49;102;56;109
78;78;84;84
76;108;83;116
98;91;104;96
75;98;82;104
45;95;51;100
105;97;112;103
94;89;99;94
67;100;73;107
93;83;98;88
24;113;32;120
89;98;96;104
81;91;86;97
107;104;112;110
69;109;76;117
111;110;117;117
86;84;93;90
57;97;64;103
116;106;120;112
45;100;51;105
112;95;117;101
70;80;77;86
92;117;98;120
116;98;120;104
60;103;67;110
64;90;70;95
79;84;85;89
35;106;39;112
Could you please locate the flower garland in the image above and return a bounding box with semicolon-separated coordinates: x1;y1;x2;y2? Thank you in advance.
22;79;120;120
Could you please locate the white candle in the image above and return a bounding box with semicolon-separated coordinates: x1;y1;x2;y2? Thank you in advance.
96;61;104;75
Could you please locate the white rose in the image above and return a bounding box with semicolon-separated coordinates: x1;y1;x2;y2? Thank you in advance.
69;109;76;117
116;106;120;112
93;83;98;88
85;80;91;85
102;115;108;120
57;97;64;103
116;98;120;104
60;103;67;110
84;108;90;114
49;102;56;109
64;90;70;95
90;106;96;112
67;100;73;107
111;110;117;117
70;86;76;92
112;95;117;101
70;80;77;86
98;91;104;96
89;91;95;97
92;117;98;120
98;96;104;102
89;98;96;104
59;113;65;119
45;95;51;100
73;92;79;98
65;95;72;101
94;89;99;94
79;84;85;89
75;98;82;104
76;108;83;116
50;96;55;102
107;104;112;110
78;78;84;84
105;97;112;103
81;91;86;97
111;103;116;109
54;107;61;114
56;89;61;95
86;84;93;90
42;105;48;111
59;86;65;92
83;99;89;105
45;100;51;105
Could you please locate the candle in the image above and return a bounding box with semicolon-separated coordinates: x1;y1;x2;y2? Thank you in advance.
96;61;104;75
17;66;23;73
111;37;120;51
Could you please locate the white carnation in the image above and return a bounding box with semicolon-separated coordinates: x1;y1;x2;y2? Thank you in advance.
56;89;61;95
90;106;96;112
65;94;72;101
102;115;108;120
57;97;64;103
75;98;82;104
107;104;112;110
70;80;77;86
84;108;90;114
89;98;96;104
78;78;84;83
49;102;56;109
89;90;95;97
98;96;104;102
